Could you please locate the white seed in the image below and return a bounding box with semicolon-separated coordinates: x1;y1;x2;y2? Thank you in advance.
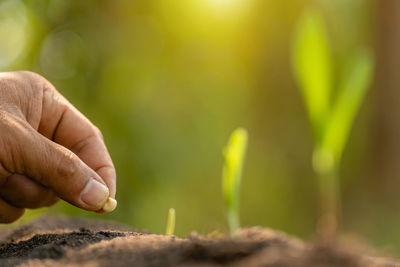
102;197;117;212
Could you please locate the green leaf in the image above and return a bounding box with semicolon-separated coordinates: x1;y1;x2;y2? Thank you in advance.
292;8;333;143
322;49;373;163
222;128;248;234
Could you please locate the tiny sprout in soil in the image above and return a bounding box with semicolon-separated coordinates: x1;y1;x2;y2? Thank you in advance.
222;128;248;236
165;208;176;236
292;8;374;240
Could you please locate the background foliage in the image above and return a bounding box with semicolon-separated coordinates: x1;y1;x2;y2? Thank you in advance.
3;0;399;253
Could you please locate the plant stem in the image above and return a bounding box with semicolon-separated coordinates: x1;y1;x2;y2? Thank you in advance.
316;166;340;242
165;208;176;236
227;207;240;236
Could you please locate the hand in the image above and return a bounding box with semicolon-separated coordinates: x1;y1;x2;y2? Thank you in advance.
0;71;116;223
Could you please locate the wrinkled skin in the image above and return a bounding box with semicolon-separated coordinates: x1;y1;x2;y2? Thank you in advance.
0;71;116;223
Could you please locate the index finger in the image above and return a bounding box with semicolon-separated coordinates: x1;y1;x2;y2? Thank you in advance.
36;78;116;198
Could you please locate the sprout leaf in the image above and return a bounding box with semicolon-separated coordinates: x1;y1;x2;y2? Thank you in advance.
292;8;332;142
222;128;248;235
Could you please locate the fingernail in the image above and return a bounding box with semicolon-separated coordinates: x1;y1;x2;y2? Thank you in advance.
81;179;109;208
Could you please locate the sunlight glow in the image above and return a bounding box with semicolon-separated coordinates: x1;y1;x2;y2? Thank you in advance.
207;0;242;6
204;0;250;14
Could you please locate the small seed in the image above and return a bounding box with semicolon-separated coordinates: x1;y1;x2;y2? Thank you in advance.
102;197;117;213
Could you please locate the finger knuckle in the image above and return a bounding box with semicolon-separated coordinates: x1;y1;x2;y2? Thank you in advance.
16;71;47;85
0;71;37;93
0;115;27;174
57;151;79;179
14;71;57;97
93;126;104;141
0;72;23;87
0;72;49;118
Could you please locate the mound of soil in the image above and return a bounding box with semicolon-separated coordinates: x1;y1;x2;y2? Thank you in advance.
0;217;397;266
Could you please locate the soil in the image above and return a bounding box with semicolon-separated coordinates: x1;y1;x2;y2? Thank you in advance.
0;217;397;267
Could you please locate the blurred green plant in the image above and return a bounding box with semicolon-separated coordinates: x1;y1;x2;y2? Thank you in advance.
165;208;176;236
291;8;374;240
222;128;248;236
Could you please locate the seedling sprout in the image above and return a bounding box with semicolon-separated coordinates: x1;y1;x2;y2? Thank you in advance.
222;128;248;236
165;208;176;236
291;8;374;240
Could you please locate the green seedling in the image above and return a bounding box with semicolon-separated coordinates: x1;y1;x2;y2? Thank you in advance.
222;128;248;236
291;8;374;240
165;208;176;236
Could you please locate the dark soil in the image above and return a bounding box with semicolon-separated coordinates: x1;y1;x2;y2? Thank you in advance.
0;217;397;267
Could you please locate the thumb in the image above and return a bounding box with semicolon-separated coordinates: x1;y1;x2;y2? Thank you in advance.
17;126;110;211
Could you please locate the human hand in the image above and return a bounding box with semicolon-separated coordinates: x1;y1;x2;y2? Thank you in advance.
0;71;116;223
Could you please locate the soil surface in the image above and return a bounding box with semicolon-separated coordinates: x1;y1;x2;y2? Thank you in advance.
0;216;397;267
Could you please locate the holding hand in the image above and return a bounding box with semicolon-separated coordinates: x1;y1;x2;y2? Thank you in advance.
0;71;116;223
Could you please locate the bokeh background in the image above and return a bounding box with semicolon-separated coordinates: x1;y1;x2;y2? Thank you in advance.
2;0;400;253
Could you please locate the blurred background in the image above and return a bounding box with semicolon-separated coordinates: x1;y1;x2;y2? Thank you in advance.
2;0;400;253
